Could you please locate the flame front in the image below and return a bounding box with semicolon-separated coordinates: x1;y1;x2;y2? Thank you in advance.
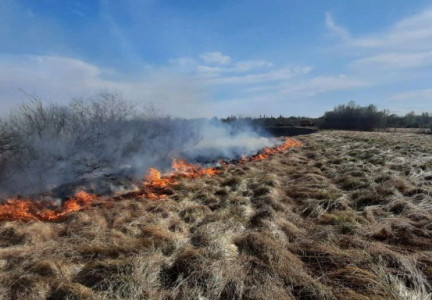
248;137;302;162
172;159;220;177
0;190;96;222
142;160;220;200
141;137;301;199
0;137;302;221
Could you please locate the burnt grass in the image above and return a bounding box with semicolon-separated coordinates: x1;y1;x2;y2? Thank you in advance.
1;130;432;300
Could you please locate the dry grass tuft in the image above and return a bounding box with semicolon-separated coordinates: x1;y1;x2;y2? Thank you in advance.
1;130;432;299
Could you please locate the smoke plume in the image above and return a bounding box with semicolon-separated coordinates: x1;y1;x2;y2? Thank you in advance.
0;93;278;197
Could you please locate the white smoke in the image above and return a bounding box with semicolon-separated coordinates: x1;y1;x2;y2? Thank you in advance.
0;94;278;197
181;119;277;163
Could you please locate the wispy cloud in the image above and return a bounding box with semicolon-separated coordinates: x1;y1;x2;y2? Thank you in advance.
0;52;347;118
323;6;432;115
390;88;432;101
234;60;273;72
281;75;367;97
345;6;432;113
325;12;350;40
195;60;275;76
328;8;432;51
385;88;432;113
351;9;432;51
200;52;231;65
171;52;312;86
0;54;212;118
200;67;310;86
98;0;140;64
327;7;432;73
350;51;432;70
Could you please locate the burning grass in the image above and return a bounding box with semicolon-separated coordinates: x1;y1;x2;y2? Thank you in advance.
0;131;431;299
0;190;97;222
0;138;301;221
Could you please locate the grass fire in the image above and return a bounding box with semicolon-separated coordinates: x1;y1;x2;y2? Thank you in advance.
1;138;302;221
1;118;431;299
2;1;432;299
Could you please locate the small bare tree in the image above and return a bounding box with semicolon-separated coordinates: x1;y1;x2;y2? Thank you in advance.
0;92;203;195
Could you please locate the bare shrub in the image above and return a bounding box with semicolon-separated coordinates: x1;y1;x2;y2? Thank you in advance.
0;93;200;195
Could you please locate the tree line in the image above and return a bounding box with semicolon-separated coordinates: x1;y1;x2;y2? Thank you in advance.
321;101;432;131
222;101;432;132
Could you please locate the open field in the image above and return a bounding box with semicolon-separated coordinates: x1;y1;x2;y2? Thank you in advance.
0;130;431;300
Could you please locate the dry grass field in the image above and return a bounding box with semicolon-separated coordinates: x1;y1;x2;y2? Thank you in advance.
0;130;431;300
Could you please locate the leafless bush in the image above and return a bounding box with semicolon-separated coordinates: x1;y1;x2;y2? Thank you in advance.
0;121;25;185
0;93;200;195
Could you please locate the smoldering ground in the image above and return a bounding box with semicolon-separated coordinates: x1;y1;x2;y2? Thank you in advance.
0;93;278;197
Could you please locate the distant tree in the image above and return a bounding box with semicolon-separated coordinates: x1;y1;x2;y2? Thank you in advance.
220;104;431;131
321;101;387;131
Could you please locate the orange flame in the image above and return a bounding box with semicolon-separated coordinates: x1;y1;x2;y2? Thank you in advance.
142;160;221;200
0;190;96;222
172;159;220;177
0;137;302;221
247;137;302;162
141;137;301;199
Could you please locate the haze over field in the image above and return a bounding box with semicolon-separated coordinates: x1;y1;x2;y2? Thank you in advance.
2;3;432;300
1;0;432;117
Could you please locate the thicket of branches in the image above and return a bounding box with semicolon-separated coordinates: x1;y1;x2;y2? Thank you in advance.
0;93;199;195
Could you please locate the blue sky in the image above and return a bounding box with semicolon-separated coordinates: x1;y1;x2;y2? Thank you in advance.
1;0;432;117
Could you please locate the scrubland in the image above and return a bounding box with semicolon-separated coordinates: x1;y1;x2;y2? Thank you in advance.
0;130;431;300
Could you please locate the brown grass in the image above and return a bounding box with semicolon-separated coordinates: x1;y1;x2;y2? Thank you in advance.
0;130;431;299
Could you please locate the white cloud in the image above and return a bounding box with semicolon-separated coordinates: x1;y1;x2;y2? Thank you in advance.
196;65;224;75
216;74;369;117
350;51;432;70
168;57;197;73
0;55;102;99
326;5;432;91
0;54;212;118
0;52;318;118
233;60;273;72
325;12;350;40
200;52;231;65
99;0;139;62
384;88;432;114
172;55;274;75
353;9;432;51
196;60;274;75
390;88;432;101
282;75;367;97
170;52;312;87
247;74;366;96
272;75;369;97
161;50;360;115
201;68;298;85
328;7;432;52
202;66;312;86
324;8;432;114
